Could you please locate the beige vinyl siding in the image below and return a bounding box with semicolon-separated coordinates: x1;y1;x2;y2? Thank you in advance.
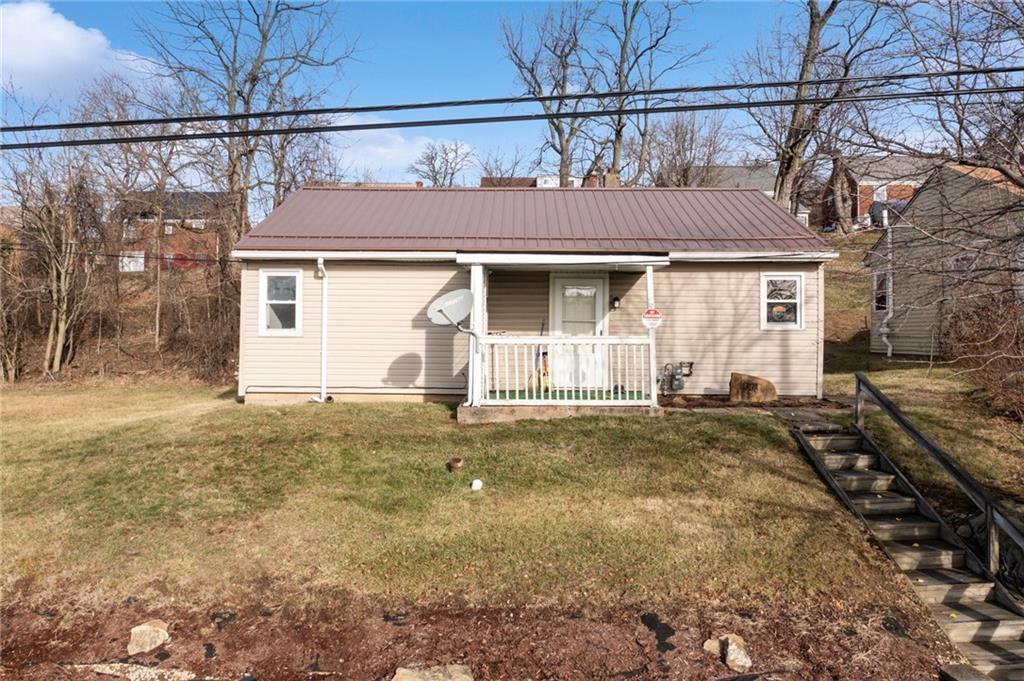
606;263;823;396
486;270;549;335
239;261;469;398
240;260;824;400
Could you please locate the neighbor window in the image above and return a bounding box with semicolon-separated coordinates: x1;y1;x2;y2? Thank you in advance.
119;251;145;273
873;185;887;202
258;269;302;336
760;274;803;330
872;271;890;312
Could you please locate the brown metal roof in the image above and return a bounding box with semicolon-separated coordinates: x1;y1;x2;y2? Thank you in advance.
235;187;830;254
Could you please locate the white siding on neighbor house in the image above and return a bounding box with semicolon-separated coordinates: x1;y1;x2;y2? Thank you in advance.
239;260;825;400
239;261;469;397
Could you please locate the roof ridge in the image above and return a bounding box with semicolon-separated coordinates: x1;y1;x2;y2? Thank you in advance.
299;185;766;192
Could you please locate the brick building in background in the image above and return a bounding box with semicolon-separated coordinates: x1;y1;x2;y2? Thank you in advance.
117;191;228;273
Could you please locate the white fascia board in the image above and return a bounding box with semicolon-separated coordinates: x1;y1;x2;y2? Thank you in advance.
231;250;457;261
669;250;838;262
455;253;670;267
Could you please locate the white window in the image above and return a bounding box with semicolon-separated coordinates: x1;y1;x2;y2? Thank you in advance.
188;219;206;231
258;269;302;336
163;220;175;235
119;251;145;273
873;185;887;201
760;273;804;330
872;271;890;312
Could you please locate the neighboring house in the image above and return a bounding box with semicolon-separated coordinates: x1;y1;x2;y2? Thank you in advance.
117;191;228;273
480;175;585;188
839;156;935;228
866;164;1023;356
701;165;811;226
231;187;836;409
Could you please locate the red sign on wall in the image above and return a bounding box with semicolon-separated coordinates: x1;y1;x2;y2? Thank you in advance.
641;307;663;329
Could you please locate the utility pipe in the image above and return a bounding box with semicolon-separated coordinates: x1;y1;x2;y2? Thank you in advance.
313;257;329;402
880;209;894;358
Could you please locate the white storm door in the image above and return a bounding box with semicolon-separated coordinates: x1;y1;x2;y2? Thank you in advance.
551;276;605;389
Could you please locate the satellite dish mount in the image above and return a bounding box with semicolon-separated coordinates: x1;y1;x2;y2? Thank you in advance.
427;289;477;337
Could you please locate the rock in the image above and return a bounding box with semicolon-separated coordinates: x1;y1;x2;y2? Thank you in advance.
68;663;194;681
127;619;170;656
720;633;752;673
391;665;474;681
702;637;720;656
728;373;778;403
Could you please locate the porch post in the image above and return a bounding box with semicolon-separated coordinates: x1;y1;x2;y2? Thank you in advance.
469;263;485;406
645;265;658;407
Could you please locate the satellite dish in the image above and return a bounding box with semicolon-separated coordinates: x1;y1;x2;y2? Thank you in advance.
427;288;473;327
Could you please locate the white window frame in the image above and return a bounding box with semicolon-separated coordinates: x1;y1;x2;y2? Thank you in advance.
760;272;805;331
258;268;303;337
873;184;887;202
872;271;890;312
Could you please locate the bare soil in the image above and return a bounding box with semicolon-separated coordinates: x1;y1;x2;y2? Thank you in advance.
2;592;956;681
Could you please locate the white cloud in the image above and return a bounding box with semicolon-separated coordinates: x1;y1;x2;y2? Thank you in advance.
0;2;140;100
331;114;439;180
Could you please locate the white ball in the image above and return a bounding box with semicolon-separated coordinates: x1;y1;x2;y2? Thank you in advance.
470;479;484;491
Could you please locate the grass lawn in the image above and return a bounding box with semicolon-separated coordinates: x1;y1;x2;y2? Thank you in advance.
3;382;908;612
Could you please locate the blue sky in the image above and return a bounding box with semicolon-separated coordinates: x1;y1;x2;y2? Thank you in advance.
2;1;796;180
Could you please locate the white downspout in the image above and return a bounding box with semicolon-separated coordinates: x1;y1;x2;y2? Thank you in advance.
880;209;894;358
645;265;658;408
312;257;329;402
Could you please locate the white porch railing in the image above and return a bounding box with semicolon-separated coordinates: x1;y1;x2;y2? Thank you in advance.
477;335;656;406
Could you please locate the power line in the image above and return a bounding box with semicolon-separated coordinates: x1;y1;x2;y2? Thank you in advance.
3;65;1023;134
3;84;1022;151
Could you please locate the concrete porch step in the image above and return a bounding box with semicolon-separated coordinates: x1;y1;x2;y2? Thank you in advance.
907;568;995;604
834;469;896;493
884;539;965;570
867;514;940;541
961;639;1024;674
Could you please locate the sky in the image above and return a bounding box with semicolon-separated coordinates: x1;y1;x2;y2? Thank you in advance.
0;1;797;182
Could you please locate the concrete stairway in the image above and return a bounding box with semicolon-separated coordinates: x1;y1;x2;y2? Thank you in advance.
797;430;1024;679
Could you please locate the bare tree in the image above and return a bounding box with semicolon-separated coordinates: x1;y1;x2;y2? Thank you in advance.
407;141;474;187
588;0;705;186
477;146;538;184
734;1;892;212
644;112;730;187
502;3;599;186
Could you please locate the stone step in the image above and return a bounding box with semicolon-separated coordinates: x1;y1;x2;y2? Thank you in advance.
988;668;1024;681
835;469;895;493
961;639;1024;674
867;514;940;541
884;539;965;570
851;491;918;515
907;568;995;604
824;452;880;470
807;434;863;451
931;601;1024;643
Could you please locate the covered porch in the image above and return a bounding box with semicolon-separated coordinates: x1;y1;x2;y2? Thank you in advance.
461;254;667;408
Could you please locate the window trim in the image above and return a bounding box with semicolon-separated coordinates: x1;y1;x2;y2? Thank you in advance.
872;270;891;313
119;250;146;273
760;272;805;331
258;268;303;337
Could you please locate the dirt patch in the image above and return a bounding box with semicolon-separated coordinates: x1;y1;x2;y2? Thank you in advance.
2;594;957;680
660;394;846;410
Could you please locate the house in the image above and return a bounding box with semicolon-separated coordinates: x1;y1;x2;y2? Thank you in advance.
231;186;836;410
117;191;228;273
866;164;1023;356
480;175;585;188
701;165;810;226
838;156;935;228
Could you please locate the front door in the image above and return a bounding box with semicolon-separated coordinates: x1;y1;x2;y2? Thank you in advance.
551;276;605;390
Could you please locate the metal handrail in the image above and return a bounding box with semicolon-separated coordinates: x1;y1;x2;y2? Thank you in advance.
854;371;1024;576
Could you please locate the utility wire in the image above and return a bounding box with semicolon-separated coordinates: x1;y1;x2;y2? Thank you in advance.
3;65;1023;134
4;84;1022;151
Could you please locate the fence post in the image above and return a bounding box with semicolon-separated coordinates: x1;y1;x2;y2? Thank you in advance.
854;376;864;430
987;503;1001;576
